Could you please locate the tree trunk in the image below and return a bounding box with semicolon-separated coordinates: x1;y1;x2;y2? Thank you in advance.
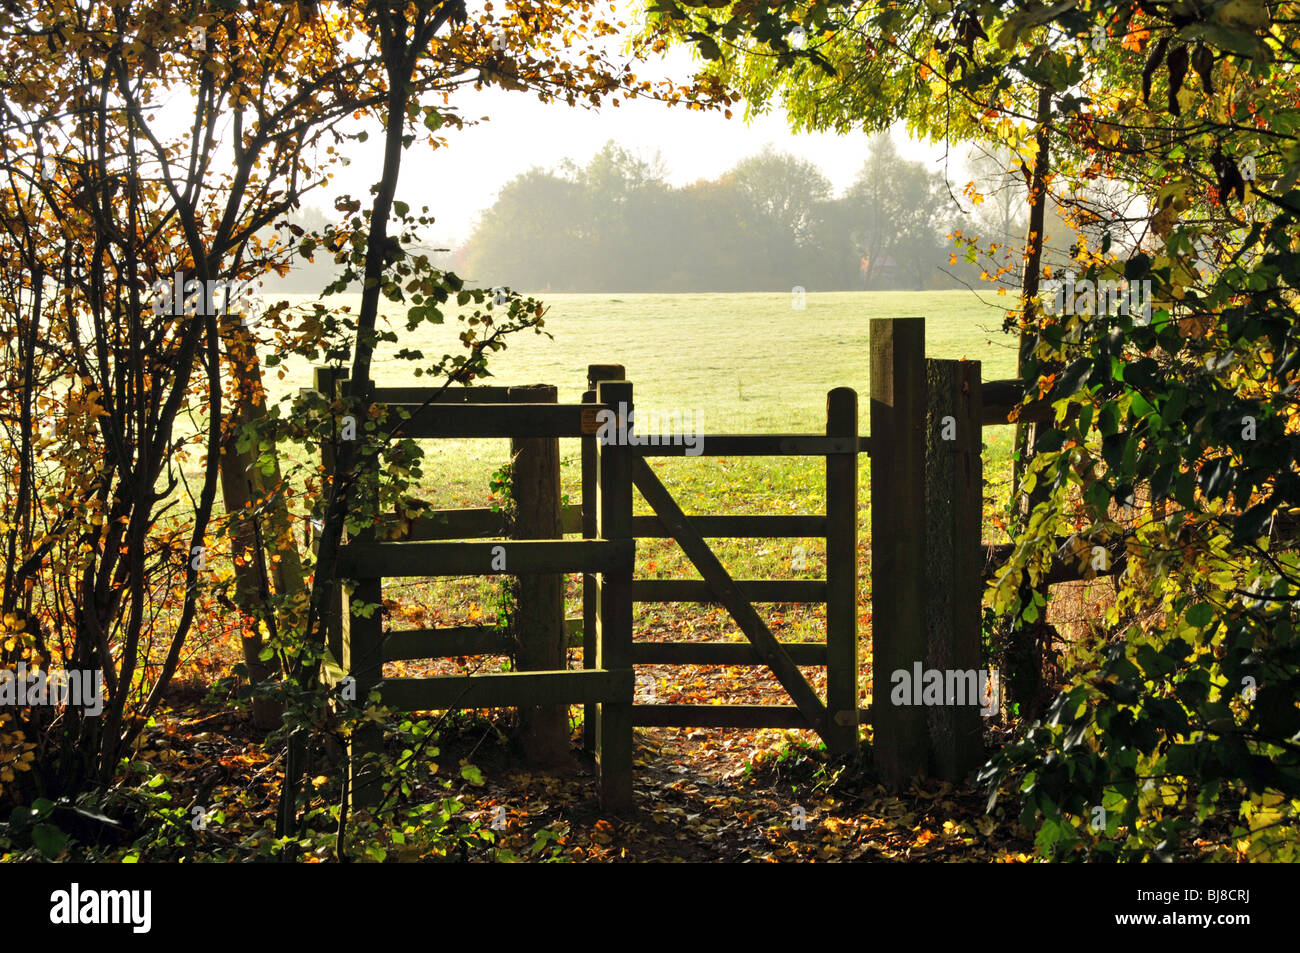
509;385;572;766
1007;85;1055;721
219;325;307;729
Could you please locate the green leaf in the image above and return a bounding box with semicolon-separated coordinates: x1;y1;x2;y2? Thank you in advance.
1035;428;1067;453
1234;500;1274;543
1098;401;1119;437
1181;22;1271;61
1077;403;1094;435
31;823;68;858
1130;392;1155;419
460;764;485;786
1253;683;1300;738
696;34;722;59
1122;358;1160;390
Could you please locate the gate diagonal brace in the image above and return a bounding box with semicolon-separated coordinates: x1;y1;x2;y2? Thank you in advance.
629;456;828;734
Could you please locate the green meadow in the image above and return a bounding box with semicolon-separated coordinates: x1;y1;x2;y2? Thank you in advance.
265;289;1020;506
253;289;1022;654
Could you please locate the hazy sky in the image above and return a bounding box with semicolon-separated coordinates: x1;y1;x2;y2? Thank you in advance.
315;43;960;248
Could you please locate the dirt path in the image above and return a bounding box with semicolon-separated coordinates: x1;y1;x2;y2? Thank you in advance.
429;720;1032;862
134;681;1032;862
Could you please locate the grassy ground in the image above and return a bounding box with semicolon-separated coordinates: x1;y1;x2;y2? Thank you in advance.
262;289;1020;502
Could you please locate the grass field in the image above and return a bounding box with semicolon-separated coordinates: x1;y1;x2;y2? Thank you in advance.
263;290;1022;505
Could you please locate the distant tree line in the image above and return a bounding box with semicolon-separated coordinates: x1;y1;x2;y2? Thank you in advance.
265;137;1075;297
457;135;991;292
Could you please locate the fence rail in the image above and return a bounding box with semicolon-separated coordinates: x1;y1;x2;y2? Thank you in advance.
337;539;632;578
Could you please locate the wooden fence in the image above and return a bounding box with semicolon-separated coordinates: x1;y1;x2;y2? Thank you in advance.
316;316;1073;809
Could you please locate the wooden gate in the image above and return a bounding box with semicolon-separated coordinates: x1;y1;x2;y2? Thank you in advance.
579;371;864;765
318;316;989;811
314;374;635;806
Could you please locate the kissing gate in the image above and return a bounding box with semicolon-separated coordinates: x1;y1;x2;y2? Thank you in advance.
319;317;992;810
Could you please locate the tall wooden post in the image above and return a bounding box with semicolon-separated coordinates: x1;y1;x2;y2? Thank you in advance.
509;384;569;765
595;379;635;811
824;387;860;757
582;364;624;754
869;318;928;786
924;359;986;781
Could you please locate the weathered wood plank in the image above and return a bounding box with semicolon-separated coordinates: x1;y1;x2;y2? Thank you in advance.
511;386;569;764
631;641;827;665
378;504;582;541
382;620;585;661
583;365;624;755
631;514;826;539
582;385;600;755
561;504;582;534
632;579;826;603
980;378;1025;425
376;668;633;710
925;359;986;780
378;507;507;541
313;367;348;401
364;385;515;403
337;539;633;577
351;384;593;404
630;457;828;733
596;379;636;811
824;386;860;756
870;317;930;786
384;403;605;439
981;377;1067;426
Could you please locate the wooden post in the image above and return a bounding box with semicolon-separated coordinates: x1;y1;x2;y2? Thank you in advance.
583;364;624;754
595;379;635;811
924;359;986;781
509;384;570;765
869;318;928;786
824;387;859;757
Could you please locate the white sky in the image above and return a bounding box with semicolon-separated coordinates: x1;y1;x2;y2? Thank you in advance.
314;43;958;248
